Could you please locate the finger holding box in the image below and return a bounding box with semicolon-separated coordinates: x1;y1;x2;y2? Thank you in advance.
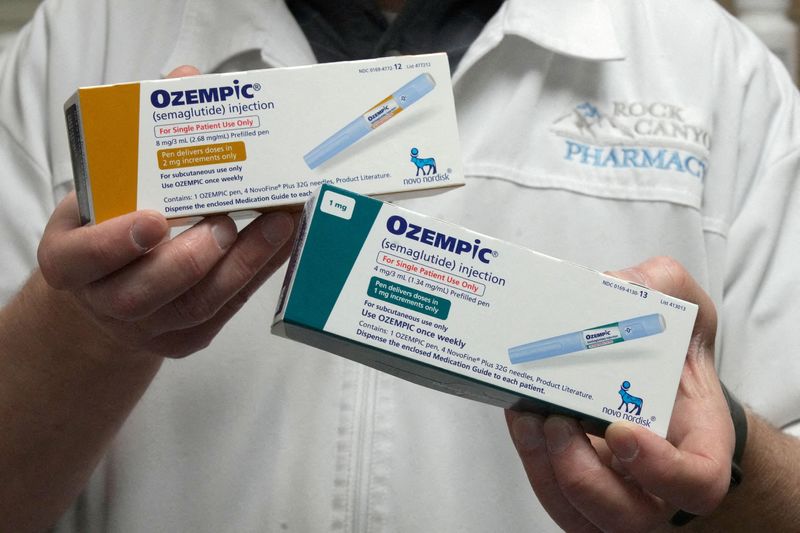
506;256;733;531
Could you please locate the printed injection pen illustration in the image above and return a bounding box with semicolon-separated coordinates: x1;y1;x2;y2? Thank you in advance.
508;313;666;364
303;73;437;169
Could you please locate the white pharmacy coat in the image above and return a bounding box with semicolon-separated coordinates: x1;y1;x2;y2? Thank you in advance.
0;0;798;531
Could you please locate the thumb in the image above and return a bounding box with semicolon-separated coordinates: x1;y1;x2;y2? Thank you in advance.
607;256;717;363
605;421;730;516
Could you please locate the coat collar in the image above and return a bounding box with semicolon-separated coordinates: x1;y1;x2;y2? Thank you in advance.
161;0;624;76
160;0;315;76
499;0;625;61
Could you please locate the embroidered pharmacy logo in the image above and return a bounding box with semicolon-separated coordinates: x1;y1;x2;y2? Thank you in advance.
550;101;711;180
409;147;437;176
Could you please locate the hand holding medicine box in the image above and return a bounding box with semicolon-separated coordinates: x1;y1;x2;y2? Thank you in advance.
272;185;699;436
64;53;462;225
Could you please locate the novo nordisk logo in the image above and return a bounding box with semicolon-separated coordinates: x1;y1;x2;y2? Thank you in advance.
550;101;711;180
602;380;655;428
618;380;643;415
409;147;436;176
386;215;496;264
151;79;260;108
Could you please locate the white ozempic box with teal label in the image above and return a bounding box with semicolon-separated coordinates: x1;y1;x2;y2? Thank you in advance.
272;185;698;436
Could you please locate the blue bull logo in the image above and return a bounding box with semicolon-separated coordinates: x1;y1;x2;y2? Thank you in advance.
618;380;643;416
410;147;437;176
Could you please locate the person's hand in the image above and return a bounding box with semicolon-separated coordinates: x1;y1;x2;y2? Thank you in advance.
505;256;734;532
35;192;295;361
33;65;297;362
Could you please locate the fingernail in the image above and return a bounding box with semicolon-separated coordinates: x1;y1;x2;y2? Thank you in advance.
511;414;545;452
544;417;573;455
211;220;237;250
131;216;166;250
260;212;293;246
608;423;640;462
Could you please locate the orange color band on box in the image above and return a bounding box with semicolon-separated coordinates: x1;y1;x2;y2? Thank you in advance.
79;83;140;223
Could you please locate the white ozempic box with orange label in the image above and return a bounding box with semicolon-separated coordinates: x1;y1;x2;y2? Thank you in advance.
64;53;462;224
273;185;699;437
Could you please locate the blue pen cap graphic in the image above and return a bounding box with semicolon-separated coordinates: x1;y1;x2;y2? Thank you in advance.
508;331;585;365
393;73;436;109
619;313;666;341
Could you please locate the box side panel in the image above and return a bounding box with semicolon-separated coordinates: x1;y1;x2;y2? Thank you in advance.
273;192;321;327
64;97;93;225
80;83;141;223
